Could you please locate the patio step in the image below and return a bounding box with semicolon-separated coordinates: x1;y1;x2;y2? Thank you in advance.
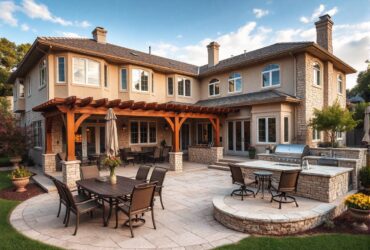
208;157;247;171
31;173;56;193
218;158;245;164
208;164;229;171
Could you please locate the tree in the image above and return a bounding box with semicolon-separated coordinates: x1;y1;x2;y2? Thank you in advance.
309;102;358;147
352;102;370;129
349;61;370;102
0;38;31;96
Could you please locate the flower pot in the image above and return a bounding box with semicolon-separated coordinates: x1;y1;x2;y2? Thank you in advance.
9;156;22;168
12;176;30;192
348;207;369;231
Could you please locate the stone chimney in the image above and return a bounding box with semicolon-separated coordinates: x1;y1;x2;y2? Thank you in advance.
315;14;333;53
92;27;107;44
207;41;220;67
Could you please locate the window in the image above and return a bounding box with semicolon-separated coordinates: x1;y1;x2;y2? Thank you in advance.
72;58;100;86
130;121;156;144
262;64;280;87
120;68;127;90
197;123;213;144
178;78;191;97
56;57;66;83
312;129;321;141
39;59;47;88
258;117;276;143
336;131;343;140
19;83;24;98
104;65;108;87
27;77;31;97
337;75;343;94
132;69;149;92
228;73;242;93
284;116;289;143
32;121;42;147
167;77;174;96
209;78;220;96
313;63;321;86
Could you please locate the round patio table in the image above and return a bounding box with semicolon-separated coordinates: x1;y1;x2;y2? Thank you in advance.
253;171;273;199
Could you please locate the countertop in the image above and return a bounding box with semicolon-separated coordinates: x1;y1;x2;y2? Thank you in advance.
236;160;352;177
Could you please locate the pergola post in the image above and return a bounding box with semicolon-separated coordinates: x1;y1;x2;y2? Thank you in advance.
66;110;76;161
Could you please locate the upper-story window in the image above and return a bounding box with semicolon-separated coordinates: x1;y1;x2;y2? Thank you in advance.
262;64;280;87
167;77;174;96
56;57;66;83
209;78;220;96
228;73;242;93
313;63;321;86
312;129;321;141
120;68;127;91
39;59;47;88
72;57;100;86
132;68;149;92
337;74;343;94
104;65;108;88
178;78;191;97
19;83;24;98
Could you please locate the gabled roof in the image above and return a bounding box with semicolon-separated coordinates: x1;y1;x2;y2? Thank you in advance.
195;90;301;108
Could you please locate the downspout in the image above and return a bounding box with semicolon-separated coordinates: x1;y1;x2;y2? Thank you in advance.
290;52;298;143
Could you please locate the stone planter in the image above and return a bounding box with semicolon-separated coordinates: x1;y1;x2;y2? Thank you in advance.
348;207;369;231
9;156;22;168
11;176;30;192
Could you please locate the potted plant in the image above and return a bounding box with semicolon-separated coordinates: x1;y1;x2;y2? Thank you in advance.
248;146;256;159
359;166;370;191
10;166;32;192
345;193;370;231
103;156;121;184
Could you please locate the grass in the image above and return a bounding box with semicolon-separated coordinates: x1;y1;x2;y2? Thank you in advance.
0;156;10;166
216;234;370;250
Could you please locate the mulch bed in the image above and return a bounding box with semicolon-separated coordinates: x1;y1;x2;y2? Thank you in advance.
0;184;46;201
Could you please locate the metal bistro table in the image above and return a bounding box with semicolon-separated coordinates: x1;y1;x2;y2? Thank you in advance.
253;171;273;199
76;176;144;227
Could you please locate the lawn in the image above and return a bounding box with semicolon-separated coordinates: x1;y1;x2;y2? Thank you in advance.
0;170;12;190
0;156;10;166
217;234;370;250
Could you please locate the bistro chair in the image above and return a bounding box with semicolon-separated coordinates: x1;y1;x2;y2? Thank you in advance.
80;166;100;179
60;181;100;235
115;182;157;238
149;167;168;209
270;170;301;209
147;147;161;163
161;147;170;162
120;148;135;166
135;165;151;181
229;164;256;200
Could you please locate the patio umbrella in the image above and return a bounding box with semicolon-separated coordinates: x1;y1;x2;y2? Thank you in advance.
105;108;119;157
362;105;370;144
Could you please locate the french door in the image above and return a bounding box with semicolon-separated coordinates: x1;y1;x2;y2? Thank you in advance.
227;120;251;155
180;123;191;153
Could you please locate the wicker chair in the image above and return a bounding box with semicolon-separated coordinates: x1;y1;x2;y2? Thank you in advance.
115;182;157;238
135;165;151;181
146;147;161;163
149;167;168;209
270;170;301;209
120;148;135;166
161;147;170;162
80;166;100;179
229;164;256;200
60;181;100;235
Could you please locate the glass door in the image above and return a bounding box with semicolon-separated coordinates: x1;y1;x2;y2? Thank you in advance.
86;126;96;155
227;120;251;155
180;123;191;152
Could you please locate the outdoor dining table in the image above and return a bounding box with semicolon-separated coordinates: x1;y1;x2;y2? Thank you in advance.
76;176;145;227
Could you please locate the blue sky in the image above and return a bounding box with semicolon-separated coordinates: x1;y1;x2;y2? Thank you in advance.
0;0;369;88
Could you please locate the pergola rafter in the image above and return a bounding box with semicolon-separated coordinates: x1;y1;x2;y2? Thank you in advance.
33;96;238;161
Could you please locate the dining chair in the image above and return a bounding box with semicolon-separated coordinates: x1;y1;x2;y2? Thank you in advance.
149;167;168;209
80;166;100;179
161;147;170;162
270;169;301;209
229;164;256;200
120;148;135;166
135;165;151;181
146;147;161;163
115;182;157;238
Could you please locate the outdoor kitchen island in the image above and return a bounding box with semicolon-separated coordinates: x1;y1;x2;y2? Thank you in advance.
236;160;353;203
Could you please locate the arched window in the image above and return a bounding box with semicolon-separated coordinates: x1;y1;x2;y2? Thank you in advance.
337;74;343;94
313;63;321;86
209;78;220;96
262;64;280;87
228;73;242;93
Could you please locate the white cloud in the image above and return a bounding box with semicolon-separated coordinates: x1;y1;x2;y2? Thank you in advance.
253;8;269;18
21;23;30;31
176;34;183;39
57;31;84;38
0;1;18;26
300;4;338;23
75;20;91;28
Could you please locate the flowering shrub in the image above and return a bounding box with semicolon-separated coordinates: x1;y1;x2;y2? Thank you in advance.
345;193;370;210
10;166;32;179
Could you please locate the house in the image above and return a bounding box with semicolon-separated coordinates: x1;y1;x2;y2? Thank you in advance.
8;14;356;176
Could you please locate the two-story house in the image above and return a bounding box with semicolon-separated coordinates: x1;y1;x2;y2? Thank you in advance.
8;14;355;173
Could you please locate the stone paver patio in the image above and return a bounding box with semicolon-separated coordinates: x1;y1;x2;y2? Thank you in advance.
10;164;248;249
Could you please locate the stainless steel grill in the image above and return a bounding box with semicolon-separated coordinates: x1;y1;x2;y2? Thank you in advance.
273;144;310;164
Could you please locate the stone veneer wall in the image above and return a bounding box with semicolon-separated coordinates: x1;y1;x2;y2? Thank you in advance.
62;160;81;188
188;146;223;164
42;153;56;173
169;152;183;172
241;168;349;202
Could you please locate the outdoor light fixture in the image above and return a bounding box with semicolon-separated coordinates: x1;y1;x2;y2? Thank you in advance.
122;124;127;130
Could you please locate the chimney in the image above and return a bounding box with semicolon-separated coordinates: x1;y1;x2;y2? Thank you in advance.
207;41;220;67
315;14;333;53
92;27;107;44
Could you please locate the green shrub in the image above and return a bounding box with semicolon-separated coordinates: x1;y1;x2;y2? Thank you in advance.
359;166;370;188
9;166;32;179
248;147;256;159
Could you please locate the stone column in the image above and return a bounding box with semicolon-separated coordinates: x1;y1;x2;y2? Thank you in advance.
42;153;56;174
169;152;183;172
61;160;81;188
211;147;223;163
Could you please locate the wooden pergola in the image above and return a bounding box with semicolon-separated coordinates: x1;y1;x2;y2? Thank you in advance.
33;96;238;161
